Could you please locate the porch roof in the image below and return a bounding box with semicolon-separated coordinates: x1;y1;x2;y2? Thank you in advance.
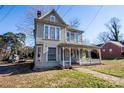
58;43;83;48
83;44;100;49
58;43;100;49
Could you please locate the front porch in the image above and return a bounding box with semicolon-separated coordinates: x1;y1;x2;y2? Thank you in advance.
58;43;101;68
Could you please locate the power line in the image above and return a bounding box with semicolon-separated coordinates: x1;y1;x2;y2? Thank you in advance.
0;6;15;22
62;5;73;18
0;5;4;10
84;6;103;31
56;6;61;11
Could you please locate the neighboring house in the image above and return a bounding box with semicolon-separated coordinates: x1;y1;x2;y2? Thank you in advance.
100;41;124;59
33;9;101;69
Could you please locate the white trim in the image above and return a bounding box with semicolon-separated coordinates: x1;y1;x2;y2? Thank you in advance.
69;48;71;66
62;47;65;67
101;41;123;48
98;49;102;63
46;46;48;62
78;48;80;64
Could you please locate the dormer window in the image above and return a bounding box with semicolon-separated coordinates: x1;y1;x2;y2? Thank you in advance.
50;15;55;22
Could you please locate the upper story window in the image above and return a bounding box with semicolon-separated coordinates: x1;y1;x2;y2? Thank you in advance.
50;27;55;40
50;15;55;22
74;32;78;43
66;32;70;42
44;25;49;39
44;24;61;40
56;27;60;40
79;34;82;43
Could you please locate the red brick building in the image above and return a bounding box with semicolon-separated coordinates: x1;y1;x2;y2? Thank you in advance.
100;41;124;59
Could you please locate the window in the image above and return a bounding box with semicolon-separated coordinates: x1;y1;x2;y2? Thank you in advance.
48;47;56;61
79;34;82;42
44;25;60;40
71;33;74;41
56;27;60;40
109;49;112;52
74;32;78;43
50;27;55;40
44;25;49;39
102;49;105;52
66;32;70;41
50;15;55;22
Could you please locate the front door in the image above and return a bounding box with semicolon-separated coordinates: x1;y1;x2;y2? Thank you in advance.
36;46;43;63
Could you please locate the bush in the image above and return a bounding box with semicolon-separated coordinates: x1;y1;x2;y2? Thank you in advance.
2;54;9;61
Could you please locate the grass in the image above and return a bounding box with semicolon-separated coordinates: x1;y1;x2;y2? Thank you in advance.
84;59;124;78
0;69;121;88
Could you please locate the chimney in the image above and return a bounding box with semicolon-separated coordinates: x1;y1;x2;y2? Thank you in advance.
37;11;41;18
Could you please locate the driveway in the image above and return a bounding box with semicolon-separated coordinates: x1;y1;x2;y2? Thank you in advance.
0;63;33;76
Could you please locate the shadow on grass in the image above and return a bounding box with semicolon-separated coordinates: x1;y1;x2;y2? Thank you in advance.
0;62;62;76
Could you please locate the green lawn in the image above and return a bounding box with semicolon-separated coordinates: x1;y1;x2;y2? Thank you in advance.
84;59;124;78
0;69;121;88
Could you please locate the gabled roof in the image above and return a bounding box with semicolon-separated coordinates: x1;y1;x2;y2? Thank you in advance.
38;9;66;25
101;41;124;48
37;9;84;33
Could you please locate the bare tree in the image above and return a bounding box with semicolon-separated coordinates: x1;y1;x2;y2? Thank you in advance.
69;18;80;28
83;38;90;44
16;6;55;45
97;32;110;43
105;17;123;41
98;17;123;43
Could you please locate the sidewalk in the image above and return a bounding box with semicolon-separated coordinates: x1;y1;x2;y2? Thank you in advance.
74;67;124;86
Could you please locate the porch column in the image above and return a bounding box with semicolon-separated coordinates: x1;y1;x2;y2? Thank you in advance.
62;47;65;67
78;48;81;65
59;47;61;64
34;46;37;64
69;48;71;66
98;49;102;63
88;49;92;64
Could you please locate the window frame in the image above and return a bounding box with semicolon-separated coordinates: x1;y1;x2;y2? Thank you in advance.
74;32;78;43
44;24;61;40
102;49;105;52
50;15;55;22
109;48;112;52
66;31;70;42
47;47;57;62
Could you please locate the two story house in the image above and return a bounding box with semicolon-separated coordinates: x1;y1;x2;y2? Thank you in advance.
33;9;101;69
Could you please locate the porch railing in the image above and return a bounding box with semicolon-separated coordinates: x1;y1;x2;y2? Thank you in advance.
80;58;100;65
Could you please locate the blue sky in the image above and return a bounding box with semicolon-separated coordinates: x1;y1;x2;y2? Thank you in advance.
0;5;124;46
